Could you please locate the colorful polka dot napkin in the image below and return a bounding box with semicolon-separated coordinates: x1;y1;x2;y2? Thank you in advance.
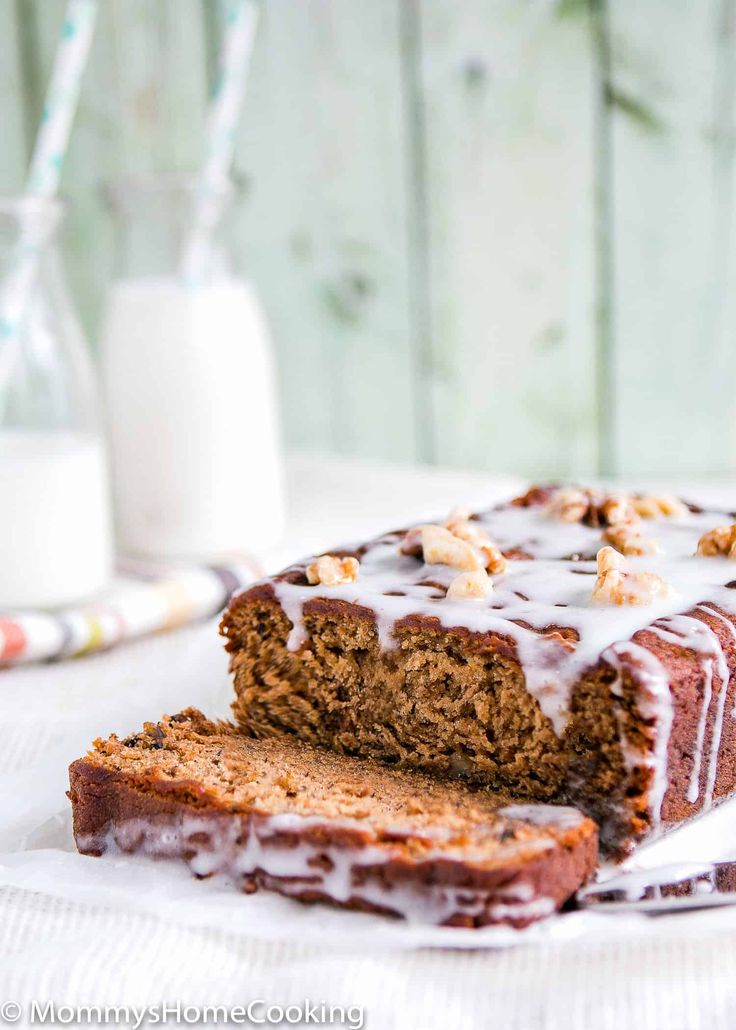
0;556;260;666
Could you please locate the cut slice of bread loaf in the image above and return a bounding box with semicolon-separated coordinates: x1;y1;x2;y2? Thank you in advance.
68;709;597;928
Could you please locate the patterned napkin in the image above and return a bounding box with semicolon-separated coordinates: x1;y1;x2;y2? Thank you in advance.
0;556;260;666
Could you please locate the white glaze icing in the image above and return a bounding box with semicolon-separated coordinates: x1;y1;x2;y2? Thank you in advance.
247;491;736;837
78;804;571;926
648;616;714;805
580;861;717;902
603;642;672;831
648;610;732;807
689;657;713;803
697;604;736;805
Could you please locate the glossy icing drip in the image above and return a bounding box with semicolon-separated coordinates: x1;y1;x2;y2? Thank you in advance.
78;806;571;926
648;611;732;807
696;605;735;805
580;861;718;902
689;657;713;803
603;642;672;831
698;602;736;714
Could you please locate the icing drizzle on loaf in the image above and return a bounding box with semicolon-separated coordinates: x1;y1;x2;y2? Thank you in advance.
77;807;575;927
249;489;736;834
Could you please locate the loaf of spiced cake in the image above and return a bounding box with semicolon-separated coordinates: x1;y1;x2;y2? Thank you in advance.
222;485;736;855
68;709;597;927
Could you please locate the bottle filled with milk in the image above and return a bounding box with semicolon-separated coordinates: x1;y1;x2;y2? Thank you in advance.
101;178;285;560
0;197;113;609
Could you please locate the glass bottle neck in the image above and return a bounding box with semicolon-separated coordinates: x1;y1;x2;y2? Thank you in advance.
104;177;239;283
0;197;63;281
0;196;100;436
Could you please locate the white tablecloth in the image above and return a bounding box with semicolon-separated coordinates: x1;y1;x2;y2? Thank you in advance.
3;456;736;1029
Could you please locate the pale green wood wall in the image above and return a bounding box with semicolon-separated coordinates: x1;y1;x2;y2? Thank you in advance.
1;0;735;479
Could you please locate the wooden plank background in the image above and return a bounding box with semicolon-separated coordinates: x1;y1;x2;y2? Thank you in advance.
0;0;734;479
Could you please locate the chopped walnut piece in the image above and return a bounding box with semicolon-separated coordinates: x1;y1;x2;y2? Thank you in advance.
633;494;688;519
400;509;507;574
539;486;650;527
445;511;508;575
421;525;484;572
602;523;661;557
398;525;427;557
696;525;736;559
595;545;625;577
446;568;493;599
600;494;638;527
445;506;472;528
544;488;590;523
306;555;360;586
545;486;639;527
592;546;674;606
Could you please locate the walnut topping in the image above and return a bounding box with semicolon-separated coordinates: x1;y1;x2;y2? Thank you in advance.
446;569;493;599
539;484;686;526
632;494;688;519
544;487;637;527
544;488;589;523
400;508;507;575
421;525;484;572
600;494;638;527
445;506;472;527
445;509;507;574
602;523;661;557
696;525;736;559
306;555;360;586
592;546;674;606
398;525;427;557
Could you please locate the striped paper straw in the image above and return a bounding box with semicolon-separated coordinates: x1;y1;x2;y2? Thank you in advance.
0;0;97;347
181;0;259;285
28;0;98;200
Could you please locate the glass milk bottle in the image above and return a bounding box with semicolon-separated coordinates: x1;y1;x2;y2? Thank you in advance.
0;197;113;609
100;178;285;560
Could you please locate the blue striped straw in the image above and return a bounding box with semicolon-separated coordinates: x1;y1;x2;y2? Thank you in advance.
0;0;98;354
181;0;260;285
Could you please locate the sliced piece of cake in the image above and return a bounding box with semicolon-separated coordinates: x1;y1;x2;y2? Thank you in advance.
68;709;597;928
222;486;736;854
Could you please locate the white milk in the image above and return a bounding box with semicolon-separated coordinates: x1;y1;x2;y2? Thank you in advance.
100;277;285;559
0;431;113;609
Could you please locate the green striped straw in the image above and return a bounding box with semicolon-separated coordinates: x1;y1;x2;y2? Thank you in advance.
0;0;98;352
181;0;260;285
